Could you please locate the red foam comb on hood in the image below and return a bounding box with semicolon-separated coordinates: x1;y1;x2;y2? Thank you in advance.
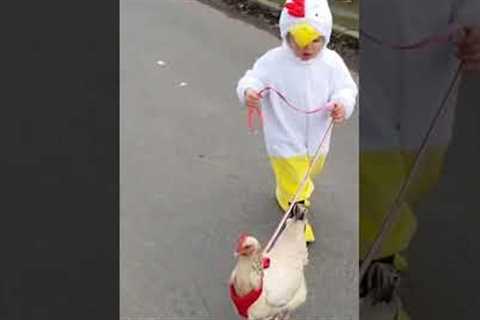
285;0;305;17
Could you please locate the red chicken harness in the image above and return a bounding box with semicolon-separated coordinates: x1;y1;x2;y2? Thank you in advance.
229;257;271;318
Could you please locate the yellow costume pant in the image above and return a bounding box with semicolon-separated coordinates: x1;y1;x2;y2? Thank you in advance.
360;148;446;320
360;148;446;270
270;155;327;212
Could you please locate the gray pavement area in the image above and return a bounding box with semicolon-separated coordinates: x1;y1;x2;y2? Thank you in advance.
121;0;358;319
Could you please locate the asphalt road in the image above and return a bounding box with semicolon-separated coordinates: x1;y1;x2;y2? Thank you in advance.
120;0;358;319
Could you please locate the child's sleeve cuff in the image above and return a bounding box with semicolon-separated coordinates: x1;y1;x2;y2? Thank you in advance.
236;74;265;105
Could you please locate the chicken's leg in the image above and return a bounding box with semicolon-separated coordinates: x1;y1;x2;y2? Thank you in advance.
274;310;290;320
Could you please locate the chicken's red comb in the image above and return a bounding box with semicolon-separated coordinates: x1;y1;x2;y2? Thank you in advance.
235;233;249;252
285;0;305;18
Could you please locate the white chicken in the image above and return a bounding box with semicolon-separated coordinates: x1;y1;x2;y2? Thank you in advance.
229;205;309;320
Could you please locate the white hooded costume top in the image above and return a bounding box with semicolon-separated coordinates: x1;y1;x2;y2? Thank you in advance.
236;0;358;159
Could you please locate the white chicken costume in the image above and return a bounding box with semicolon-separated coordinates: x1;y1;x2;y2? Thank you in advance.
236;0;358;241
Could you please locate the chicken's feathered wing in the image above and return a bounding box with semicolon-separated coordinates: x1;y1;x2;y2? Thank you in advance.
262;218;308;308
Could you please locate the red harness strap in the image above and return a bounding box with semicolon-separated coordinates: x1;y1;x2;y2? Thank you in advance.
229;257;271;318
229;282;263;318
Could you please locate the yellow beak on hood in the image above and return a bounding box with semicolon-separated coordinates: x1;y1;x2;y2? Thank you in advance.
288;22;322;48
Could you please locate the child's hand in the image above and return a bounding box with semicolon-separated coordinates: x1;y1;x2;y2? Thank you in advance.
245;88;262;109
330;103;346;123
456;26;480;71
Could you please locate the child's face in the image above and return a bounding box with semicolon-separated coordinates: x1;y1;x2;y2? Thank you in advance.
288;34;325;61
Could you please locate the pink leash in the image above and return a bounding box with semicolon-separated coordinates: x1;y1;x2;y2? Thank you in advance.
360;22;462;50
247;86;335;133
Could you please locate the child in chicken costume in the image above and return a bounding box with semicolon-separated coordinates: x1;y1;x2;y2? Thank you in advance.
236;0;357;243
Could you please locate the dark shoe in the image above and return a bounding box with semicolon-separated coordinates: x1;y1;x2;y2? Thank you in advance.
290;201;315;243
360;255;400;304
291;201;308;220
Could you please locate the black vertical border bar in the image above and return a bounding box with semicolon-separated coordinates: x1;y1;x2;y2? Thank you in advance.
359;1;480;319
0;0;119;319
